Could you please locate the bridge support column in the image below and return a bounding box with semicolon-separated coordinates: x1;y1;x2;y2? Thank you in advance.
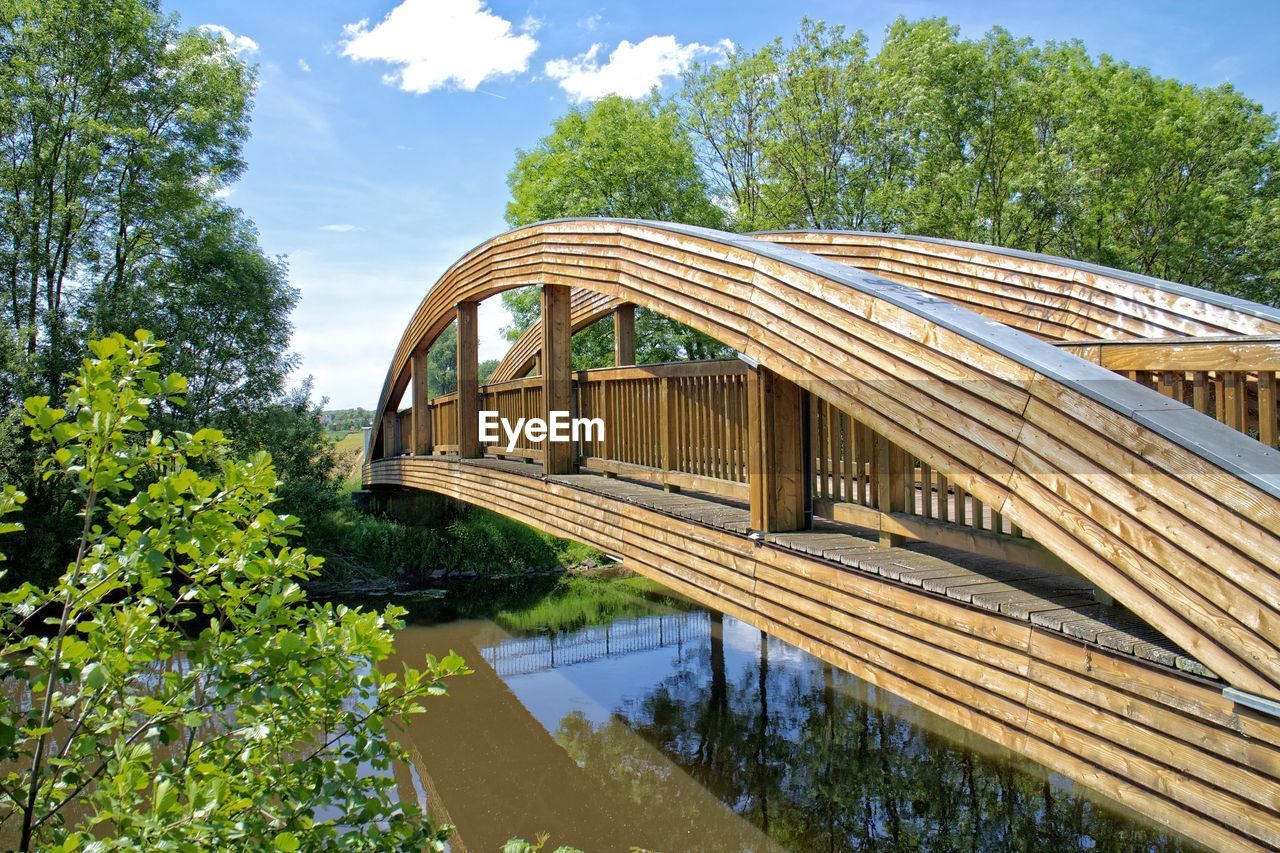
542;283;574;474
456;300;481;458
381;409;400;458
614;302;636;367
747;367;807;532
411;348;431;455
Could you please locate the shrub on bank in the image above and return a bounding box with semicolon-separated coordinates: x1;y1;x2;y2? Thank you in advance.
0;332;466;850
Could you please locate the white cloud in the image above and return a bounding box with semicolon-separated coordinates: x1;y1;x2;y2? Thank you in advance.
545;35;731;102
320;224;360;232
199;24;259;57
578;14;601;31
341;0;538;94
298;58;311;72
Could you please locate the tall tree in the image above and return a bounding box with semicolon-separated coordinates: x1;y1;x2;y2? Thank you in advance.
681;43;779;231
676;15;1280;306
0;0;339;580
0;0;252;397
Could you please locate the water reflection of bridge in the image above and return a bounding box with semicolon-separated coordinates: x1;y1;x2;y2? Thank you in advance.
480;612;710;678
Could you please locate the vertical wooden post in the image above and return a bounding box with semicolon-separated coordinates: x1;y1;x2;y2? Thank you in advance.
1260;371;1277;447
456;301;481;458
660;376;678;492
747;367;806;532
875;432;907;547
411;349;431;455
542;283;573;474
382;409;400;458
614;302;636;367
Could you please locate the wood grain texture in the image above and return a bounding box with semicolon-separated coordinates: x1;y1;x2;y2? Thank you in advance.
455;301;480;458
490;233;1280;384
367;219;1280;701
368;454;1280;851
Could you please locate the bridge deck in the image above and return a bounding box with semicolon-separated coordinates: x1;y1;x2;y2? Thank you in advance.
462;456;1217;681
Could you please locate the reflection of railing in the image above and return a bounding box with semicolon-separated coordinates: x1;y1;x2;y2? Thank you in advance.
480;612;711;679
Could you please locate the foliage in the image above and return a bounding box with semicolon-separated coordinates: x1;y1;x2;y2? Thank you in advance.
0;1;337;583
505;95;723;229
307;504;599;586
218;379;343;533
0;332;467;849
0;0;253;399
130;204;299;429
322;408;374;437
502;95;733;365
680;16;1280;304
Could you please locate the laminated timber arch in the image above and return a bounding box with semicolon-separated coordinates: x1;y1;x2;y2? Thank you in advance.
489;229;1280;382
369;218;1280;702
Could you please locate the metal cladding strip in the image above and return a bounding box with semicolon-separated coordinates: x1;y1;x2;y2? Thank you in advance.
369;218;1280;697
758;229;1280;330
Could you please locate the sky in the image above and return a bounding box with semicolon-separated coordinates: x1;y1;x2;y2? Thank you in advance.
166;0;1280;409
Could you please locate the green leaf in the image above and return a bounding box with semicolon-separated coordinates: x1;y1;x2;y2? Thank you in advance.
274;832;300;851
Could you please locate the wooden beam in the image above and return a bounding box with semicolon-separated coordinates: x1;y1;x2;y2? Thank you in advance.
1057;336;1280;372
660;376;677;491
614;302;636;367
541;283;574;474
875;433;908;547
381;410;400;458
456;302;481;458
411;349;431;455
747;367;806;532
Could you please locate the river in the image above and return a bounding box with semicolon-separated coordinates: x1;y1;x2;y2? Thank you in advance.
374;573;1193;852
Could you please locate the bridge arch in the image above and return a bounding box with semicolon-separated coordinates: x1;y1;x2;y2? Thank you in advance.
489;229;1280;382
369;218;1280;703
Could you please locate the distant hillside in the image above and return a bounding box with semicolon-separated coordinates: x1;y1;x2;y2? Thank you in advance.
321;407;372;436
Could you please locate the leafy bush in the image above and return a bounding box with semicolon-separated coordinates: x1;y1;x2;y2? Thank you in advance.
306;504;597;585
0;332;467;850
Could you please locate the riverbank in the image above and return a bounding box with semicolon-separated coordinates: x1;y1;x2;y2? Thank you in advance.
302;497;607;593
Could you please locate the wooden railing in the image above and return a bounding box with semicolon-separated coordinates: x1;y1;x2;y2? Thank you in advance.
577;360;748;499
479;376;543;460
806;396;1075;576
429;392;458;454
1057;336;1280;446
386;336;1279;581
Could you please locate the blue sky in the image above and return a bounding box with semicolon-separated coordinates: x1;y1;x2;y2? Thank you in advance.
168;0;1280;409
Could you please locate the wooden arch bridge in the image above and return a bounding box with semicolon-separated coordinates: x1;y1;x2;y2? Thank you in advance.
363;219;1280;849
